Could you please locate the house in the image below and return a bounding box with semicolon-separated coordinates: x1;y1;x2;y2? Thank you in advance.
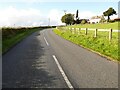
88;16;102;24
114;18;120;21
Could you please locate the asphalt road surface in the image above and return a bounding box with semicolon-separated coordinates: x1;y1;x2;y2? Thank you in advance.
3;29;118;89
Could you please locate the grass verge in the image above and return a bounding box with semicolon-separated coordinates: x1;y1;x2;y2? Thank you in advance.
53;29;119;61
2;28;41;54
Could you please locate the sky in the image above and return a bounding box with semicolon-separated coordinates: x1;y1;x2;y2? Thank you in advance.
0;0;119;27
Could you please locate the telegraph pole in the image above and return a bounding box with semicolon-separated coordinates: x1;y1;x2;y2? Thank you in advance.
48;18;50;26
63;10;67;15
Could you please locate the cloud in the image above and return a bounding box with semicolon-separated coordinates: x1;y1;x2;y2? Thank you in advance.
0;7;66;27
1;6;112;27
78;11;97;19
47;9;65;25
0;6;66;27
0;6;45;27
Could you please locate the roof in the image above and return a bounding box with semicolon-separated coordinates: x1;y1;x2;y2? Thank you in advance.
91;16;102;19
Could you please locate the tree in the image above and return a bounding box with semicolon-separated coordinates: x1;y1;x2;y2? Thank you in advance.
75;19;81;24
81;19;87;24
74;10;81;24
99;15;106;23
103;7;117;22
61;13;74;25
61;15;66;23
76;10;79;20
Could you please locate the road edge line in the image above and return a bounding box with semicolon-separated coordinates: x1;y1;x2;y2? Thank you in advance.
52;55;74;89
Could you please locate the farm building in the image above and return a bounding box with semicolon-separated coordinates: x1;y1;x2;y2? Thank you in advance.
88;16;102;24
114;18;120;21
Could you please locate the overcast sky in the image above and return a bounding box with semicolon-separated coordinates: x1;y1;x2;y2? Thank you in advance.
0;0;119;27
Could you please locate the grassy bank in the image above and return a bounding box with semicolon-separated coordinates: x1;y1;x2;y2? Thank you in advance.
53;28;119;61
2;27;46;54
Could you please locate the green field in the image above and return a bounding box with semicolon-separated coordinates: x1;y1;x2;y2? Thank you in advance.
66;22;119;30
54;22;119;61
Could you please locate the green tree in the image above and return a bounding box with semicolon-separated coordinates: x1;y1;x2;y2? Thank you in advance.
61;15;66;23
100;15;106;23
103;7;116;22
61;13;74;25
76;10;79;20
81;19;87;24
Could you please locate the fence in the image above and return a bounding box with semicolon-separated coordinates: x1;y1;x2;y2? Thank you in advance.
56;27;120;41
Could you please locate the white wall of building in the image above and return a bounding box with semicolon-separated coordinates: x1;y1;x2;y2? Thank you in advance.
89;18;101;23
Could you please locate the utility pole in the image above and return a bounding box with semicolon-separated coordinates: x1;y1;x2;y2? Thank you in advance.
14;24;15;27
63;10;67;15
48;18;50;26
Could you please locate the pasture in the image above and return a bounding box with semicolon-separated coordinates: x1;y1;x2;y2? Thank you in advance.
66;22;119;30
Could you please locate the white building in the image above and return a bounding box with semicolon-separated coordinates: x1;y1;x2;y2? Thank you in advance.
88;16;102;24
89;18;101;24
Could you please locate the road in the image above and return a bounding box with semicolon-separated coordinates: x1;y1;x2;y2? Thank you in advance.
3;29;118;89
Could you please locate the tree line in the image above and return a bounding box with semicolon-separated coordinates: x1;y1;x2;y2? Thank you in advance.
61;7;117;25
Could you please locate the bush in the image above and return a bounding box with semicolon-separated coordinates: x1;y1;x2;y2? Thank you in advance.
99;19;106;23
109;20;115;23
81;19;87;24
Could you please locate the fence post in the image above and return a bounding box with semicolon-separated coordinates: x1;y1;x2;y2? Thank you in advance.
70;28;72;33
109;28;112;41
73;28;75;34
85;28;87;35
75;28;76;34
68;27;71;32
94;28;97;37
72;28;74;34
77;28;79;34
75;28;78;34
78;28;80;35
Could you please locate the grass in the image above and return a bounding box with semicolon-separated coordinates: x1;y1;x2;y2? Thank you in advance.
2;28;42;54
53;26;119;61
66;22;119;30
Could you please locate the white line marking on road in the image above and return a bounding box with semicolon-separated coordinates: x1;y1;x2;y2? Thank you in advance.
52;55;74;89
44;37;49;46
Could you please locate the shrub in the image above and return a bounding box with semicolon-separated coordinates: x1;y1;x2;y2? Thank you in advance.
81;19;87;24
99;19;106;23
109;20;115;23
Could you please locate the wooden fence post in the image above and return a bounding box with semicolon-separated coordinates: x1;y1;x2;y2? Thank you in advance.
94;28;97;37
72;28;74;34
78;28;80;35
75;28;76;34
85;28;87;35
109;28;112;41
75;28;78;34
69;28;72;33
70;28;72;33
77;28;79;35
